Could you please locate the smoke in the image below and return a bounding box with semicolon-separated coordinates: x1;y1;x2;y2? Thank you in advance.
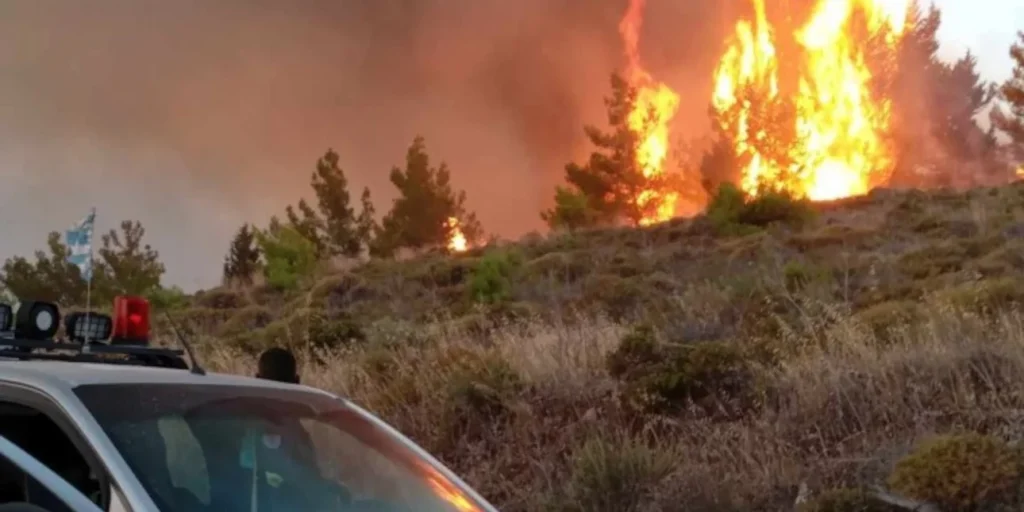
0;0;740;290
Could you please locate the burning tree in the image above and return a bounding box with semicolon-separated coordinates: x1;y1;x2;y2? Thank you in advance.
373;136;483;257
543;73;673;230
710;0;910;201
543;0;692;231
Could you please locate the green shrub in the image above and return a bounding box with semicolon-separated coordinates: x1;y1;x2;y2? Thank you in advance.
706;182;816;235
305;310;366;350
783;261;830;293
887;433;1024;510
932;276;1024;315
565;433;675;512
256;225;318;291
853;300;923;343
797;488;903;512
606;325;758;416
468;248;523;304
146;285;190;310
193;288;248;310
216;305;273;338
441;348;524;442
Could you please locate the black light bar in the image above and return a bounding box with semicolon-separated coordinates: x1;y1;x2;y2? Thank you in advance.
0;304;12;332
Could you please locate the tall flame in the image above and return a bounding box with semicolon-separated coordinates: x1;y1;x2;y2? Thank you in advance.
619;0;681;226
712;0;910;201
446;217;467;253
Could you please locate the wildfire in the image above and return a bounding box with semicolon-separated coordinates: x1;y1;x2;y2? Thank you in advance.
446;217;467;253
712;0;910;201
619;0;681;226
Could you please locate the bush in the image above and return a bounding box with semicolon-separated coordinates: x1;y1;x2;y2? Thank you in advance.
606;325;759;416
468;248;523;304
305;310;366;350
853;300;923;343
887;433;1024;510
440;348;524;445
193;288;249;310
565;433;675;512
706;182;816;235
797;488;904;512
216;306;273;338
256;225;318;291
146;285;190;310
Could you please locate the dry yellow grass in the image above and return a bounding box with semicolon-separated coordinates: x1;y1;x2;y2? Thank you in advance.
193;299;1024;511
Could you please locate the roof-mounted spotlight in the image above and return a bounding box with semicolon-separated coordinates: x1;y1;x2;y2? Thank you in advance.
64;312;113;344
14;301;60;341
0;304;13;333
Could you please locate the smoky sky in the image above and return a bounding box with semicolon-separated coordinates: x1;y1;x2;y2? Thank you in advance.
0;0;743;290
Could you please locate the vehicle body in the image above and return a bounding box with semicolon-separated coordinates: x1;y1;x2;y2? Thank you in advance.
0;298;500;512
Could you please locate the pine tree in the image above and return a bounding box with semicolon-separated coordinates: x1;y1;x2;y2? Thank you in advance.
94;220;165;299
377;136;483;255
0;232;87;305
285;199;325;256
222;224;261;286
310;149;361;257
992;31;1024;158
886;4;999;184
355;187;378;254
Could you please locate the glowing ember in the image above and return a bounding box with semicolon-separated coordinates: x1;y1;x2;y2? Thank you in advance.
712;0;910;201
619;0;681;226
446;217;467;253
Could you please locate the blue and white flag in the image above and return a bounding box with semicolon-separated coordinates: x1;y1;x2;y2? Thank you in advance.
65;208;96;281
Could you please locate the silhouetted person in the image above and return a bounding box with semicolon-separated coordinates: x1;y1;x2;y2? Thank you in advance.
256;347;299;384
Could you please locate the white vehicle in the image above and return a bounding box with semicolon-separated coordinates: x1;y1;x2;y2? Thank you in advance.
0;297;499;512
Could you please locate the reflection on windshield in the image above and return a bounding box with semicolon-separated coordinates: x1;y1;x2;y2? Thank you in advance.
426;475;478;512
74;383;487;512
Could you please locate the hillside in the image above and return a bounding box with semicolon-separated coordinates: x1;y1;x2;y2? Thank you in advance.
179;182;1024;511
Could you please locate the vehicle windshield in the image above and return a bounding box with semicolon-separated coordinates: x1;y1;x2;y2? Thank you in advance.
74;383;488;512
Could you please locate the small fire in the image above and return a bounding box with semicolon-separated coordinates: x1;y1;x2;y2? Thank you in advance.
446;217;467;253
619;0;681;226
712;0;910;201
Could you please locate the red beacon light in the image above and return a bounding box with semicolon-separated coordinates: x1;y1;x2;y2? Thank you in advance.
111;296;151;346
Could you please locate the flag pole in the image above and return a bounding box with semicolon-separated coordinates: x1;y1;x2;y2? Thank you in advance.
84;207;95;345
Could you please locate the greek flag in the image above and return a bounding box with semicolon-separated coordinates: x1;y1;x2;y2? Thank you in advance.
65;208;96;281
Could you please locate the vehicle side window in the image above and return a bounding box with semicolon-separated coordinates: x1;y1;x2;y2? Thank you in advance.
0;452;85;510
0;401;103;511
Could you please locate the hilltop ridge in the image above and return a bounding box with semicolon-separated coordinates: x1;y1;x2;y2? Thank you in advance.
176;181;1024;353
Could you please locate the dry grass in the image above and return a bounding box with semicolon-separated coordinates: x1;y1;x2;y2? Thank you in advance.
193;301;1024;511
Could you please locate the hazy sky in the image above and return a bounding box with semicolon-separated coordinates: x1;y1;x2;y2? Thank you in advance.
931;0;1023;92
0;1;1021;293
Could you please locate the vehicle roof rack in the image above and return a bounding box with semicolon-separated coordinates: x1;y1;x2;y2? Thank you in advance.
0;336;189;370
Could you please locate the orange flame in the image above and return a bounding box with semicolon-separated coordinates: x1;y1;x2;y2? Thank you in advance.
712;0;910;201
619;0;681;226
446;217;467;253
